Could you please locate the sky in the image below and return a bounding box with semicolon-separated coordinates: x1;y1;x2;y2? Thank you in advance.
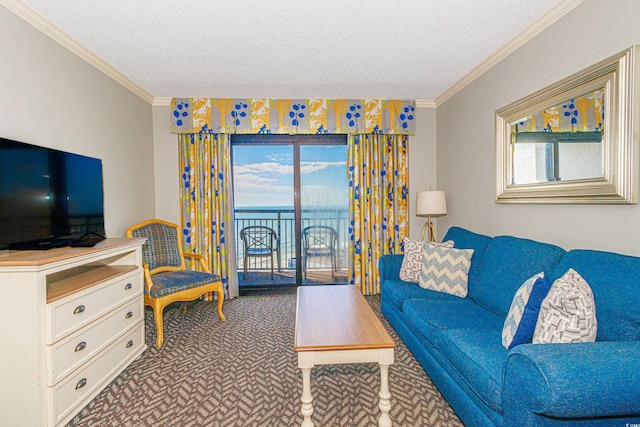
232;144;348;208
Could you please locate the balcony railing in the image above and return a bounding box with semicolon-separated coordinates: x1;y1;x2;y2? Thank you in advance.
234;207;349;275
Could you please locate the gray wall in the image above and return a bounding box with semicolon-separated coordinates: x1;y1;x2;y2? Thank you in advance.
0;6;155;238
409;107;437;240
436;0;640;256
153;105;181;225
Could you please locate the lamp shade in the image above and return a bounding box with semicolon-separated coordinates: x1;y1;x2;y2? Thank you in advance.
416;190;447;216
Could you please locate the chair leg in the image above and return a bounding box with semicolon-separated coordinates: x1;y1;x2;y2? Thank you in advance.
216;286;226;322
270;254;274;280
243;255;248;279
331;252;336;279
304;254;307;279
277;248;281;272
152;301;165;349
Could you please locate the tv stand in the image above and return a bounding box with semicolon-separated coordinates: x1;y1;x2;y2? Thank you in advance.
0;238;147;426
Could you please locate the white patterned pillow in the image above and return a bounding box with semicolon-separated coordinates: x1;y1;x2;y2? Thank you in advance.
502;272;552;349
533;269;597;344
399;238;453;283
418;244;473;297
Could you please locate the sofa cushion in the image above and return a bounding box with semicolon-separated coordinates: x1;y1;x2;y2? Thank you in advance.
419;245;474;297
502;272;552;349
400;238;453;283
550;250;640;341
442;227;492;291
533;268;597;344
473;236;565;316
403;299;504;349
149;270;221;298
439;328;507;414
380;279;461;313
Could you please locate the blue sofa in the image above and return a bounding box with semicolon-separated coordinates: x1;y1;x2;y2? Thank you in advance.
380;226;640;426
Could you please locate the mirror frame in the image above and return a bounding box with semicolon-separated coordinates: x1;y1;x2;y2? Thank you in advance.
495;46;640;204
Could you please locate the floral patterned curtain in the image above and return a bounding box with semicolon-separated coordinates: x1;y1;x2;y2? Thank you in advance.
173;97;413;296
179;133;238;299
348;134;409;295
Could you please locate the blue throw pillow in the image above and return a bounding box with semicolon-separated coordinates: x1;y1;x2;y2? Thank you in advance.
502;272;552;349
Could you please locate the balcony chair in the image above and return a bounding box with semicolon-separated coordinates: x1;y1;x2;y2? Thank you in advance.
126;219;226;348
302;225;338;279
239;225;281;279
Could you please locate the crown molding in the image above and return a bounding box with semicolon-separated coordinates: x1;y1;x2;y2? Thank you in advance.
154;97;436;108
434;0;585;106
1;0;155;105
153;97;173;107
415;99;436;109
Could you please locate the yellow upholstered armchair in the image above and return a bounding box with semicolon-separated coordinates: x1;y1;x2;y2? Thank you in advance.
127;219;225;348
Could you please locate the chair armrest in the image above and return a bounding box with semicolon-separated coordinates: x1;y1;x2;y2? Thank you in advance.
142;262;153;294
504;341;640;420
184;252;211;273
378;254;404;283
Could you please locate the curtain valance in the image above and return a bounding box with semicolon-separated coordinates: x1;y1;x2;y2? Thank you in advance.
170;98;415;135
515;88;604;133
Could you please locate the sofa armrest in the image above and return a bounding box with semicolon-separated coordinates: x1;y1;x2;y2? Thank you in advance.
504;341;640;420
378;254;404;283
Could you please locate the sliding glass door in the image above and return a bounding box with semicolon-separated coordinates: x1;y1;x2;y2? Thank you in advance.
232;144;294;287
232;135;347;288
299;144;348;285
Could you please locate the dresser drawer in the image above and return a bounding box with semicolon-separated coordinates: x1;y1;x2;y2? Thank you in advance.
46;297;143;386
49;323;145;427
46;270;142;344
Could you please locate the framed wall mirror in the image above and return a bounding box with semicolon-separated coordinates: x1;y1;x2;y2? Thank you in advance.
495;46;639;204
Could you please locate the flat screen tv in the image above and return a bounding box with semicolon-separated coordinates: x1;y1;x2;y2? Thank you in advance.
0;137;105;250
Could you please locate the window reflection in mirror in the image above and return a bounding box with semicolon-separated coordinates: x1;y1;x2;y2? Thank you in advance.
510;87;605;185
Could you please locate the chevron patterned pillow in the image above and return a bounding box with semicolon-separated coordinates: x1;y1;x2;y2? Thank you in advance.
400;238;453;283
533;268;597;344
502;272;552;349
418;244;473;297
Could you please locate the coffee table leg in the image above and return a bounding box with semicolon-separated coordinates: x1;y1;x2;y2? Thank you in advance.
378;363;392;427
300;367;314;426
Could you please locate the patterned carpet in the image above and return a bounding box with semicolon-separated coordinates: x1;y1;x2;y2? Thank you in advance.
67;292;463;427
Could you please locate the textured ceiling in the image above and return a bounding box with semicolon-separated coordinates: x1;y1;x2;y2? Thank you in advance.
16;0;560;100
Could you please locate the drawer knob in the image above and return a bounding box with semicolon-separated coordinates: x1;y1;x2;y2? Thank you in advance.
124;283;133;290
74;341;87;352
126;340;134;349
76;378;87;390
73;305;85;315
125;311;133;319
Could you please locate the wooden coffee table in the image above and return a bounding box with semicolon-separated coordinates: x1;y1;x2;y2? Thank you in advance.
294;285;396;427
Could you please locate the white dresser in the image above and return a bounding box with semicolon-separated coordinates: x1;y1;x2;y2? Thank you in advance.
0;238;147;427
